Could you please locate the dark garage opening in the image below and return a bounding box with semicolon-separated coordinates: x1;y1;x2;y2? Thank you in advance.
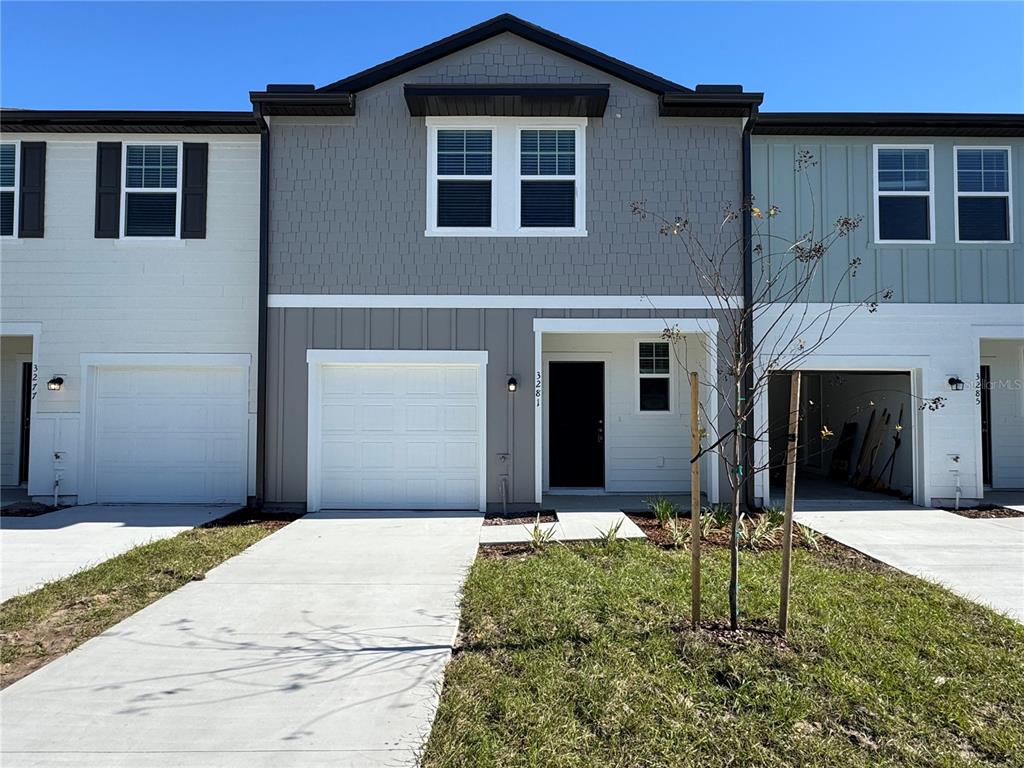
768;371;913;503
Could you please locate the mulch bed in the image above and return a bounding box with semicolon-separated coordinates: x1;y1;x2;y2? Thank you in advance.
945;505;1024;519
0;501;65;518
483;511;557;527
202;507;304;531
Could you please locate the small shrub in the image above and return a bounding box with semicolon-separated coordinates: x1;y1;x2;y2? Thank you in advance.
762;506;785;525
743;514;782;550
700;513;716;540
667;518;691;548
704;504;732;529
797;523;822;551
529;520;556;551
645;496;678;528
595;519;624;549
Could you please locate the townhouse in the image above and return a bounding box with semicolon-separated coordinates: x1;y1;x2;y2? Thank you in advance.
1;112;260;504
1;15;1020;511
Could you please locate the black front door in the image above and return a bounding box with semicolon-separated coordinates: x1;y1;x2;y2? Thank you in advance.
18;362;32;484
980;364;992;486
549;361;604;488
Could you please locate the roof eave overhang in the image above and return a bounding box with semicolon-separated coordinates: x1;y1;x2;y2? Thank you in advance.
0;110;260;134
753;112;1024;138
403;84;610;118
659;92;764;118
249;92;356;117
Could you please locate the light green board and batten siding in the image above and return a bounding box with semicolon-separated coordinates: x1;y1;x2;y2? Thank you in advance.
751;136;1023;304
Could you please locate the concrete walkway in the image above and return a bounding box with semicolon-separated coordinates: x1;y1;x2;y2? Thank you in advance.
795;508;1024;623
1;504;232;601
480;509;645;545
0;510;482;767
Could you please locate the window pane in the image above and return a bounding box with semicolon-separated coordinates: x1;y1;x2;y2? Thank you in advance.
958;149;1010;193
878;196;929;241
437;180;491;227
520;129;575;177
437;130;491;177
640;378;670;412
521;181;575;227
958;197;1009;241
126;144;177;190
125;192;176;236
0;190;13;236
877;148;930;192
639;342;670;374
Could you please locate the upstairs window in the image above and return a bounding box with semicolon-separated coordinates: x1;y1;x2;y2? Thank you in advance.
874;146;933;243
519;129;577;228
956;147;1012;242
638;341;671;412
123;144;179;237
426;119;586;237
435;129;493;229
0;142;17;237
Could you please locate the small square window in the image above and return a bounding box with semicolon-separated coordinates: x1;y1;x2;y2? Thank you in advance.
639;342;670;375
640;378;670;412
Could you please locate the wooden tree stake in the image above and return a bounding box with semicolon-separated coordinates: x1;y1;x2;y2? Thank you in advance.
690;371;701;629
779;371;801;635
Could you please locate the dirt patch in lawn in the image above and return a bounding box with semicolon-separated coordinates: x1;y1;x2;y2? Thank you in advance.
483;510;557;527
0;510;295;688
945;505;1024;519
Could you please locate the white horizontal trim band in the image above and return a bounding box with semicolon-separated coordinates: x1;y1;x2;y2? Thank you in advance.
269;294;741;310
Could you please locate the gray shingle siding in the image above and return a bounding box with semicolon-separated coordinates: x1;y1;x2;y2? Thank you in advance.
268;33;743;295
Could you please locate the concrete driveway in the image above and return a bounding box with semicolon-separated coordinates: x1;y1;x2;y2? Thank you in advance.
1;505;232;601
796;508;1024;623
0;510;482;767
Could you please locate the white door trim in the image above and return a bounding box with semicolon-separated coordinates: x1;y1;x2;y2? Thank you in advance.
532;318;720;504
1;323;41;490
77;353;252;505
305;349;489;513
271;294;742;310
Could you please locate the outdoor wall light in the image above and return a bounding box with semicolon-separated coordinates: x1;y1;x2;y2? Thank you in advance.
507;377;518;393
47;376;64;392
948;376;965;391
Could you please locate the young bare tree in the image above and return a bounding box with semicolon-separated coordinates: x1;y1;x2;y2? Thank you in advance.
631;151;944;630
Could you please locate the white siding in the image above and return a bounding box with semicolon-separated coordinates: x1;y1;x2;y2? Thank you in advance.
982;339;1024;488
754;303;1024;506
0;132;259;499
542;332;695;493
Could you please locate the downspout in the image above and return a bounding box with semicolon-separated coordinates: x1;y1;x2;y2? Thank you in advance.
741;106;758;512
254;103;270;508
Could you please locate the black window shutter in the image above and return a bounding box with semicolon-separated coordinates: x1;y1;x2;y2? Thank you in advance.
95;142;121;238
181;143;208;239
18;142;46;238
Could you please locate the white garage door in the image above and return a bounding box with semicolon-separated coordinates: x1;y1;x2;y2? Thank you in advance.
316;363;484;510
92;366;248;503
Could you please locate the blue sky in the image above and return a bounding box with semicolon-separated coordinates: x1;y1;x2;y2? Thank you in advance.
2;2;1022;113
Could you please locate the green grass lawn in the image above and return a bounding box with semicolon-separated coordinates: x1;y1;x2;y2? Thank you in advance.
424;541;1024;768
0;511;293;687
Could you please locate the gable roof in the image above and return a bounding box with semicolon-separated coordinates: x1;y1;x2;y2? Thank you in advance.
317;13;691;95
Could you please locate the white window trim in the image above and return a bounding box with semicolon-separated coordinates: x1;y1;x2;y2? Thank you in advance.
635;338;674;414
873;143;935;245
514;123;586;236
0;139;20;239
425;116;587;238
120;141;183;240
953;145;1013;244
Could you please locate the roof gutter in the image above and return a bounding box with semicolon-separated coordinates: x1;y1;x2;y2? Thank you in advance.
253;103;270;508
